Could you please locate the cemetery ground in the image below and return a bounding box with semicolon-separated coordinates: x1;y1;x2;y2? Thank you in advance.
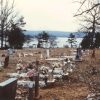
0;48;100;100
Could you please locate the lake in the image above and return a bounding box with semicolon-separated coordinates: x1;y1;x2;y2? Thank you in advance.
23;37;83;48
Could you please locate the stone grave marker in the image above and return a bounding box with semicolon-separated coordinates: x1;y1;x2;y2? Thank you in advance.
0;78;17;100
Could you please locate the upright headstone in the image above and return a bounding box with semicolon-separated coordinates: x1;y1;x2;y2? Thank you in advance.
0;78;17;100
46;49;50;58
7;48;13;55
40;53;43;59
4;55;9;68
75;48;80;60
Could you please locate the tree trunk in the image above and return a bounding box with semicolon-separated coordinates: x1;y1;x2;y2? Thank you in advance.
1;26;4;49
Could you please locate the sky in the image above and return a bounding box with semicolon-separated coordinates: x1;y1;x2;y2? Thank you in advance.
14;0;80;32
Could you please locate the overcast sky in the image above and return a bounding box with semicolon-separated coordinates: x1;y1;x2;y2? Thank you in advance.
14;0;80;32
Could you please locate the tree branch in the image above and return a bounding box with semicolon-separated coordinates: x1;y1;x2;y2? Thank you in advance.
74;3;100;16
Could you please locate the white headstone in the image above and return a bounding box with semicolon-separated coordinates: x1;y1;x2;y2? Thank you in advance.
46;49;50;58
40;53;43;59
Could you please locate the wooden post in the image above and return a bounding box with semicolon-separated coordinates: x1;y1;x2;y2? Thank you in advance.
28;88;34;100
28;81;34;100
34;60;39;100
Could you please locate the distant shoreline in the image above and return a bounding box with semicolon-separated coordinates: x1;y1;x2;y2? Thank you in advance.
23;37;83;48
24;31;85;38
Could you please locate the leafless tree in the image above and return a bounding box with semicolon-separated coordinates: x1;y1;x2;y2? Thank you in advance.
74;0;100;16
75;1;100;49
74;1;100;95
0;0;18;48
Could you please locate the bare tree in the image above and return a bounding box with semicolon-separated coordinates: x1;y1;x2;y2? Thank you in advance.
74;0;100;16
76;0;100;49
0;0;17;49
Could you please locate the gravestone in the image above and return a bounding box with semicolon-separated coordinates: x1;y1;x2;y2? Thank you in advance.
0;78;17;100
4;55;9;68
75;48;80;60
46;49;50;58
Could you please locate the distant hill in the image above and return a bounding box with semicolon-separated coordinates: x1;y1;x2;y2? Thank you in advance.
24;30;85;38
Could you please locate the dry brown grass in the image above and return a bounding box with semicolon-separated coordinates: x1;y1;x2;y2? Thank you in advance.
0;48;100;100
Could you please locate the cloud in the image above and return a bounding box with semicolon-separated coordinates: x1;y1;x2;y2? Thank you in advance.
15;0;79;31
